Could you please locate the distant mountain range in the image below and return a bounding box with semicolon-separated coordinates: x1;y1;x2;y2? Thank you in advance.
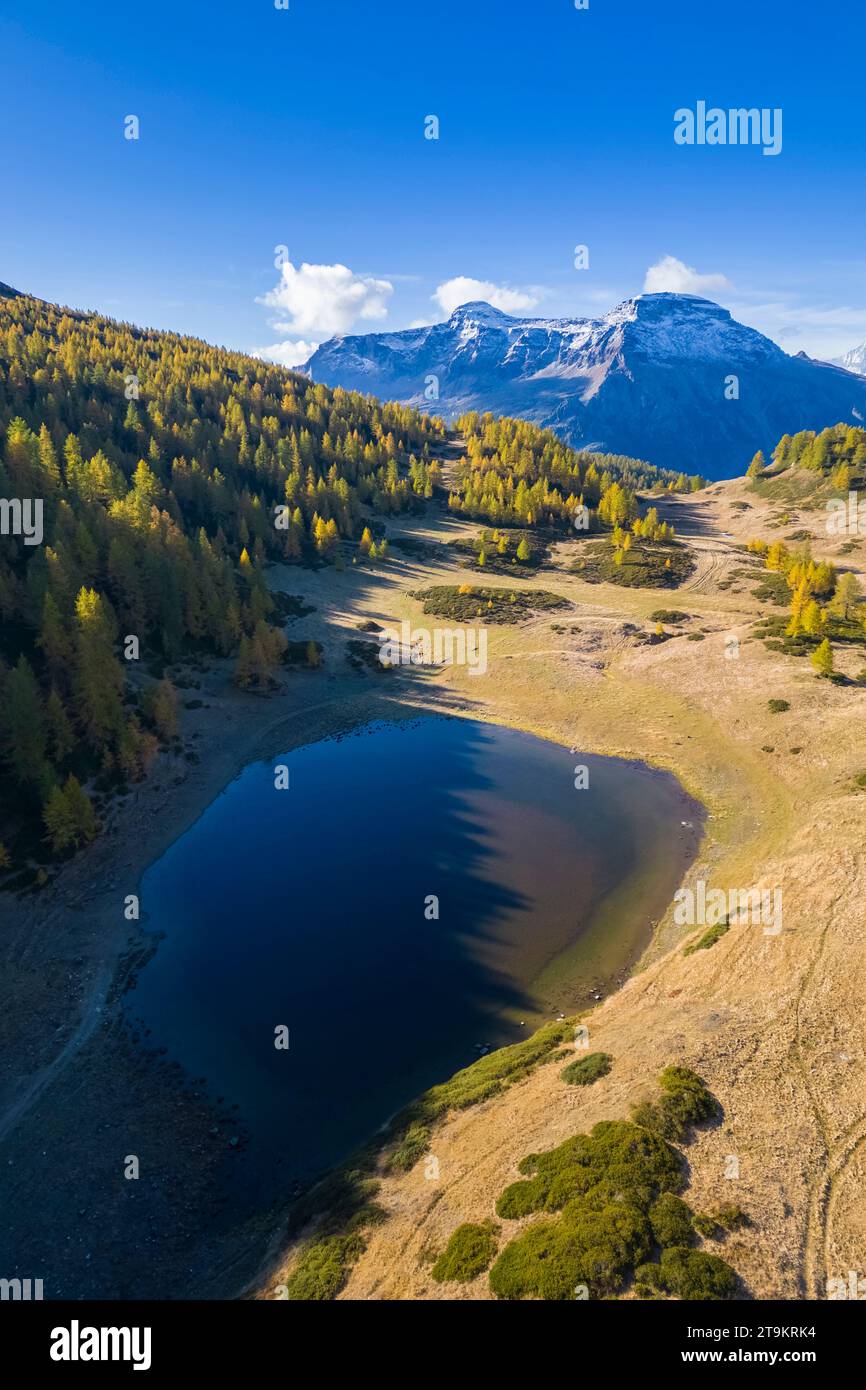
308;293;866;479
834;343;866;376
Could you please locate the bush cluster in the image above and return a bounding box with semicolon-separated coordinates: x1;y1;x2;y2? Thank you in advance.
431;1221;499;1284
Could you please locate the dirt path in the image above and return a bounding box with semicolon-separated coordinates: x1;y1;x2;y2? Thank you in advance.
681;536;734;594
429;434;466;495
0;959;113;1147
804;1118;866;1298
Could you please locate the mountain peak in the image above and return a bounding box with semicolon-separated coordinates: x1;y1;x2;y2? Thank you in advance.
630;291;732;319
835;342;866;376
635;291;718;306
308;290;866;478
447;300;516;325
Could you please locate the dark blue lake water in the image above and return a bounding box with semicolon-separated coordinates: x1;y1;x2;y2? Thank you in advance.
124;717;702;1194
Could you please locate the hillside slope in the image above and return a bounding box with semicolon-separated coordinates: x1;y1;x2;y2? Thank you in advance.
258;467;866;1302
0;285;447;867
2;288;864;1303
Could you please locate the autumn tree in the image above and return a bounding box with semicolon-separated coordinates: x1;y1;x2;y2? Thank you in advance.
811;639;834;678
72;587;125;755
142;678;178;740
234;621;287;690
830;572;861;622
746;451;765;479
43;774;98;852
45;687;75;763
0;656;52;792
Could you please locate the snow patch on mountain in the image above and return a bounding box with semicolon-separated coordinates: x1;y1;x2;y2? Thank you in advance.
308;292;866;478
835;343;866;376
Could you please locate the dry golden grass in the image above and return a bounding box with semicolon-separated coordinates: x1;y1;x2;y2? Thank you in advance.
3;467;863;1301
261;475;866;1302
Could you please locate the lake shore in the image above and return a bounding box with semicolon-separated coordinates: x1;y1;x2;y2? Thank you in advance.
0;643;424;1295
2;477;865;1300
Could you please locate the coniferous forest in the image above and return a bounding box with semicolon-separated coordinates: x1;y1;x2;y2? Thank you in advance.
448;412;703;529
0;285;702;874
0;286;445;865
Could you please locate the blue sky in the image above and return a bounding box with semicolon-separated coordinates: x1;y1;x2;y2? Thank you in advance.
2;0;864;363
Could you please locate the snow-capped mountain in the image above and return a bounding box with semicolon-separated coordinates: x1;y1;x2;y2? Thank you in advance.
307;293;866;479
834;343;866;376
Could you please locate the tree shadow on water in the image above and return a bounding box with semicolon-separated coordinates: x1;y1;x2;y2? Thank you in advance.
125;713;548;1206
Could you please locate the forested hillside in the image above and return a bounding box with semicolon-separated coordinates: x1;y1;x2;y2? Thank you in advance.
746;423;866;679
447;412;702;528
0;288;701;876
766;422;866;485
0;286;444;868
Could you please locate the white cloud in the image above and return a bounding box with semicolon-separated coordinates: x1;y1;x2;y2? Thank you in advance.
433;276;539;317
258;261;394;341
255;338;318;368
725;298;866;361
643;256;732;297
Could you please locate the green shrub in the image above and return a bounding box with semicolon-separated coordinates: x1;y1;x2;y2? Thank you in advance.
634;1246;737;1300
768;698;790;714
713;1203;747;1232
386;1122;431;1173
285;1232;365;1300
692;1213;720;1239
489;1068;737;1301
448;531;549;575
489;1219;575;1300
630;1067;717;1143
560;1052;613;1087
431;1221;498;1283
411;585;569;625
287;1167;383;1238
683;921;730;956
572;539;695;589
752;572;791;605
282;1022;573;1301
400;1018;572;1128
278;1167;386;1301
489;1199;651;1300
650;609;690;623
649;1193;696;1248
496;1175;548;1220
284;638;324;667
496;1119;683;1220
